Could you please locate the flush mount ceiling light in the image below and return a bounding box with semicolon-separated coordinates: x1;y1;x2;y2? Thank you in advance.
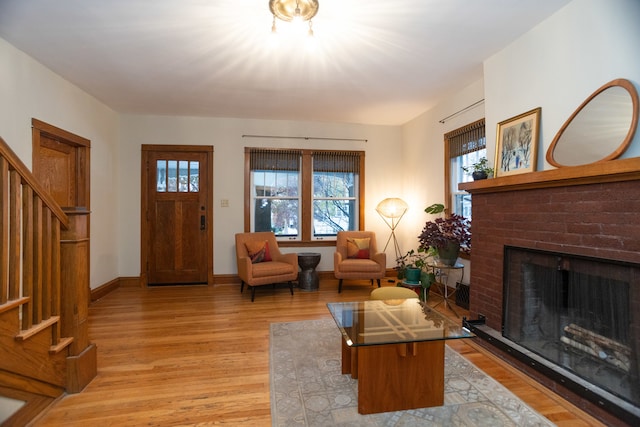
269;0;319;36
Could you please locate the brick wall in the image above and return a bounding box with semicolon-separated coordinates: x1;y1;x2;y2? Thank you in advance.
469;180;640;331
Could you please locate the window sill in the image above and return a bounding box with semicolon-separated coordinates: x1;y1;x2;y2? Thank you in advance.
279;240;337;248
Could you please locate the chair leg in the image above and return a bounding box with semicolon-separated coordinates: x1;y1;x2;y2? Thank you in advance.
240;281;245;293
370;279;374;286
289;281;294;296
377;279;381;288
338;279;343;293
251;286;256;302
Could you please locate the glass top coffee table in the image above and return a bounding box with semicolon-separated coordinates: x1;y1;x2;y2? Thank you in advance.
327;299;474;414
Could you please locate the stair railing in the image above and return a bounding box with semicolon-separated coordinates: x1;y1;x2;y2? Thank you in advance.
0;135;72;356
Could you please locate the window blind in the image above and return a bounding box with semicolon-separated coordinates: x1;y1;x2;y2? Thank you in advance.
312;151;361;173
446;118;486;158
249;148;300;171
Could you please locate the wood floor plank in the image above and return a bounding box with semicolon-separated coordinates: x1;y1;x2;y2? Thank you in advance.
30;279;605;426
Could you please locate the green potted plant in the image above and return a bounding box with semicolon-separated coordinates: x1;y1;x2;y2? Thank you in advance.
417;203;471;266
461;157;494;180
395;248;435;301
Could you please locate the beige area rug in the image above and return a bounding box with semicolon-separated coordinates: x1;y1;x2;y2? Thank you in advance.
270;318;556;427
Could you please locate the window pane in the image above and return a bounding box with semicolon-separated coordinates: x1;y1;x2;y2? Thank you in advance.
156;160;167;192
451;148;487;220
189;161;199;192
313;199;356;236
254;198;299;236
312;170;358;238
178;160;189;192
313;172;355;198
275;171;299;197
252;170;300;237
167;160;178;192
454;193;473;219
254;171;299;197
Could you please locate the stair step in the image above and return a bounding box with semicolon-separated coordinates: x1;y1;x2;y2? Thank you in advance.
15;316;60;341
0;297;30;315
49;337;74;354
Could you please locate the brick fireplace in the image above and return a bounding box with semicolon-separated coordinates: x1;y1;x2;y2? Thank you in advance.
460;157;640;426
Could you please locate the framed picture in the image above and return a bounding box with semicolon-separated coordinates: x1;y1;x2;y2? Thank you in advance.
494;107;541;177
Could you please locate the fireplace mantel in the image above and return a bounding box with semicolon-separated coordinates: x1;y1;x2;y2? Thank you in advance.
460;157;640;194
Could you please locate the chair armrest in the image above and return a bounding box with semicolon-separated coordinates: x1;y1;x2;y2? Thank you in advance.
372;252;386;268
237;256;252;281
334;251;343;268
275;252;298;267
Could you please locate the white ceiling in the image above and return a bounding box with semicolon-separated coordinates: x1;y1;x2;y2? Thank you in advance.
0;0;571;126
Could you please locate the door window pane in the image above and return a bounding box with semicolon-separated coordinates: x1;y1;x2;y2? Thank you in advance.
167;160;178;192
178;160;189;192
156;160;167;192
189;161;199;192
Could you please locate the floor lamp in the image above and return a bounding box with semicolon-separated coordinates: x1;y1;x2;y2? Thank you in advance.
376;198;408;261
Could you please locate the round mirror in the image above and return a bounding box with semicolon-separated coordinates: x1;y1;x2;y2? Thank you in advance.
546;78;639;167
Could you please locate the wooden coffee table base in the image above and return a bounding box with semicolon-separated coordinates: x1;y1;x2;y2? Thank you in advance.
341;339;445;414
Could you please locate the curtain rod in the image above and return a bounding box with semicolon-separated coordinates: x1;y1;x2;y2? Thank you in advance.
439;99;485;124
242;134;368;143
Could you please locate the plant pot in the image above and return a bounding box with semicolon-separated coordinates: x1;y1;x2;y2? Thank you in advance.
472;170;488;180
404;267;421;284
437;240;460;266
419;271;434;301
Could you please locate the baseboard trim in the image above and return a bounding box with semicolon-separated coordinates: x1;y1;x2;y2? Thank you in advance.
90;270;399;301
213;274;238;284
90;277;140;302
90;278;119;302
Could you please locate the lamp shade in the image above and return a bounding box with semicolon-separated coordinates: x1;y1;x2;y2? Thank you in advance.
375;198;408;219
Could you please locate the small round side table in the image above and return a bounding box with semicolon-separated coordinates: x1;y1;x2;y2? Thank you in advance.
298;252;321;291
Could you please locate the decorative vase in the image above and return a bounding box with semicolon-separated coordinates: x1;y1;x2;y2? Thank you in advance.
472;170;488;180
437;240;460;266
404;267;421;284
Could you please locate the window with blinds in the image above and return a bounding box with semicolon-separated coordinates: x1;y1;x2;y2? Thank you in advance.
445;119;486;220
246;148;364;242
312;151;360;238
249;149;301;238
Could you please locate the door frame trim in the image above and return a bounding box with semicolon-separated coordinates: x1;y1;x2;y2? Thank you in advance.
140;144;214;286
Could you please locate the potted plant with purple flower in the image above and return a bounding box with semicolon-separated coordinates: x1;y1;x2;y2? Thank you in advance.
417;203;471;266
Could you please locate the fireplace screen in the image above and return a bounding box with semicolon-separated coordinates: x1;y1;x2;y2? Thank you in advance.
503;247;639;408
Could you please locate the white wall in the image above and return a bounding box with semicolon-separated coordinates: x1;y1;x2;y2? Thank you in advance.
119;115;404;276
399;79;485;250
0;38;120;289
484;0;640;167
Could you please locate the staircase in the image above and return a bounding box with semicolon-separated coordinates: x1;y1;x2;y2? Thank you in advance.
0;136;96;423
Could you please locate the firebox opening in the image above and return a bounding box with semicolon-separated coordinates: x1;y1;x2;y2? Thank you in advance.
502;246;639;421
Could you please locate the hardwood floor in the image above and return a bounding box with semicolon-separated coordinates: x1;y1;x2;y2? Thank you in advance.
30;279;605;426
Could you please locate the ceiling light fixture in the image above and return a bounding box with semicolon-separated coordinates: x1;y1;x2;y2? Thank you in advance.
269;0;319;36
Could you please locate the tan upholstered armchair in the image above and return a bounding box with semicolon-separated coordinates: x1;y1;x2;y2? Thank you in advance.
334;231;386;293
235;232;298;302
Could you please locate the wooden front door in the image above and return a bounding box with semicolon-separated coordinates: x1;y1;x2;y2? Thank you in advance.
142;146;213;285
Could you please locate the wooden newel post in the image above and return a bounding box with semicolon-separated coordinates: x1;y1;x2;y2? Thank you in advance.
60;208;97;393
